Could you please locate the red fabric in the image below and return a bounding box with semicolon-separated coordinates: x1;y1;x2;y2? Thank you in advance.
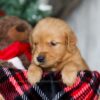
0;41;32;61
0;67;99;100
0;10;5;16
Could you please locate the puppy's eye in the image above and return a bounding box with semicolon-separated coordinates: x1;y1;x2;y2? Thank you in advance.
50;41;57;46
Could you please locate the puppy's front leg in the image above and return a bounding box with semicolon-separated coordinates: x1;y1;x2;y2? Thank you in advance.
0;94;4;100
27;64;43;85
61;62;80;86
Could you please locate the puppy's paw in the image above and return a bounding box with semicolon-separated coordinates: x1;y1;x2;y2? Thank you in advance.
0;94;4;100
27;65;43;85
61;70;77;86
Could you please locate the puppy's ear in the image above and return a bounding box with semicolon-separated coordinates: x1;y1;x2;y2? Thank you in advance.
29;30;35;51
66;31;77;53
29;33;35;55
29;33;33;47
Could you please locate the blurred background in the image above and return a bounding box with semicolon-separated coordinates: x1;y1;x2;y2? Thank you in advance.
0;0;100;71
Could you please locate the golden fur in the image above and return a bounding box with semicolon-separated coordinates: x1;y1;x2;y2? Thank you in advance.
27;17;89;86
0;94;4;100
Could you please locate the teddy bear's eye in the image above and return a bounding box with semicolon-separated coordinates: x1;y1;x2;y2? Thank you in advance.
34;42;38;45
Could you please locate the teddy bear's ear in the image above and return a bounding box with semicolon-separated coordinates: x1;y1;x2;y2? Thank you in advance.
8;24;27;41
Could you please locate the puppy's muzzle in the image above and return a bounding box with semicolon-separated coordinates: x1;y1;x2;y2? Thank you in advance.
37;55;45;63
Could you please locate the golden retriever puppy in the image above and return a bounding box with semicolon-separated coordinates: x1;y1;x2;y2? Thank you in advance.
27;17;89;86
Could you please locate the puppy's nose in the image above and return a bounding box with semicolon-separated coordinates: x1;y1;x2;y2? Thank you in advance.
37;55;45;63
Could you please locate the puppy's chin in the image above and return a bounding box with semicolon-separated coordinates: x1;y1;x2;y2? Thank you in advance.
38;63;57;72
35;62;54;68
33;59;56;68
33;57;61;71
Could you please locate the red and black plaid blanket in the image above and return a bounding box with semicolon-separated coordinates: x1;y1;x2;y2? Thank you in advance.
0;66;100;100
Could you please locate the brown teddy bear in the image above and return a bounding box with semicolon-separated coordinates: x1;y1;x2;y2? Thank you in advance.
0;16;32;69
0;16;32;48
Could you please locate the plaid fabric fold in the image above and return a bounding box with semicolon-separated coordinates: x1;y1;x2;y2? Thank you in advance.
0;67;100;100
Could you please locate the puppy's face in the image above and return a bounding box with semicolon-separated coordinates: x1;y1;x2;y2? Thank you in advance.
31;31;67;68
30;18;76;69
